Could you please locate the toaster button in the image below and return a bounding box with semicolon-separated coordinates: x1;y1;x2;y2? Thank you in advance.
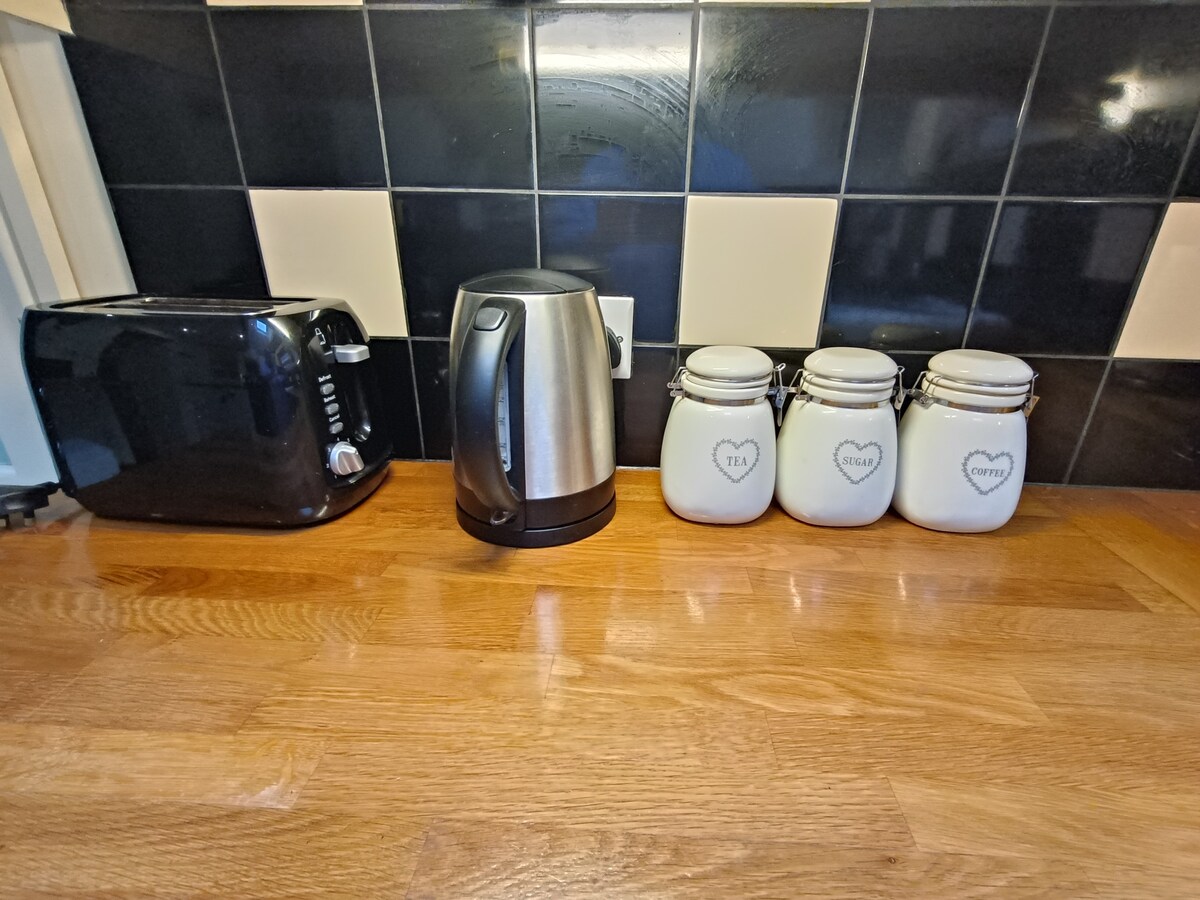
325;402;340;416
320;382;335;397
333;343;370;363
330;421;344;435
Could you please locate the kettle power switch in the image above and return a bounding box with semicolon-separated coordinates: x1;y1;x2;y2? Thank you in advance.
473;307;507;331
332;344;370;363
328;441;364;476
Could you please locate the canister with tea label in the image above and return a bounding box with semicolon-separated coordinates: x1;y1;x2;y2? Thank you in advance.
893;349;1038;533
776;347;901;527
660;346;779;524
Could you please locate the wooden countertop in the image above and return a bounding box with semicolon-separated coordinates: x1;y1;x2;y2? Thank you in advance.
2;462;1198;898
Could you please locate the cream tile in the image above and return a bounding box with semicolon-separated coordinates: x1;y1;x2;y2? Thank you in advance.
250;189;407;337
1115;201;1200;360
679;196;837;347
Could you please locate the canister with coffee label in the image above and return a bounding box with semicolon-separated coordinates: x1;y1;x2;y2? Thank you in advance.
893;349;1038;533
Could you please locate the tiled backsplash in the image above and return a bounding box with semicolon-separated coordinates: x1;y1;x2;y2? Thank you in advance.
61;0;1200;489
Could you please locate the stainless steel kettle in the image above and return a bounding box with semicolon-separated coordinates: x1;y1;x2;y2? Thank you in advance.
450;269;617;547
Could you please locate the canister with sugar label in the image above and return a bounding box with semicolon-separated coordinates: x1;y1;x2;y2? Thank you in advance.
776;347;901;527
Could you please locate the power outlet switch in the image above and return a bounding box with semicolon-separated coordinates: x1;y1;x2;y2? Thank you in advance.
598;295;635;379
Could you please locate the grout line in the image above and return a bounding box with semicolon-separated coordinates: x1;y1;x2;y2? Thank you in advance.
668;1;703;346
105;183;243;192
527;5;543;268
960;4;1054;349
812;6;873;351
362;6;394;191
389;185;535;196
97;183;1175;206
681;2;702;195
406;338;428;461
363;5;427;463
1170;108;1200;202
1061;357;1113;485
1104;202;1173;361
837;8;872;199
204;6;272;287
205;12;247;189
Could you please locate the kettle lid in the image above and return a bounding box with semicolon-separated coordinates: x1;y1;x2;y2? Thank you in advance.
460;269;594;295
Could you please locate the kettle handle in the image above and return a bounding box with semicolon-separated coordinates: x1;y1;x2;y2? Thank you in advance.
454;298;525;524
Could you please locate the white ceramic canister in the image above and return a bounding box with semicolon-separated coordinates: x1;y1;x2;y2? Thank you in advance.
776;347;902;527
660;346;779;524
893;349;1038;533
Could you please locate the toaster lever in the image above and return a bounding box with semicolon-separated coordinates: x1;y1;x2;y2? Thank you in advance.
332;343;370;363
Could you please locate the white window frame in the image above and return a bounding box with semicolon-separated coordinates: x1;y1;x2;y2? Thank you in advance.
0;12;133;487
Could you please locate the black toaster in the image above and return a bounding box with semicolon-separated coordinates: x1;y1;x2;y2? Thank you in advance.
22;295;391;526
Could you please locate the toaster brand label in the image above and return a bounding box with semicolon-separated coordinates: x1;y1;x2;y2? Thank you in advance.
712;438;761;484
961;449;1016;496
832;440;883;485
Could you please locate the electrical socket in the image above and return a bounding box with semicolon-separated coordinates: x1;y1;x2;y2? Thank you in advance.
598;295;635;379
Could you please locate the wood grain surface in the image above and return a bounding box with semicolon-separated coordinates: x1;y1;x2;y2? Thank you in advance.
1;462;1198;897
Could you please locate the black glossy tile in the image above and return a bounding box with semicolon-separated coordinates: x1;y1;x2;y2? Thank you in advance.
969;202;1160;355
108;188;265;296
394;192;537;338
540;196;683;343
1178;142;1200;198
1022;357;1107;484
1072;361;1200;489
615;347;677;469
412;340;451;462
821;200;994;352
371;9;532;189
370;339;423;460
691;7;865;193
534;9;691;192
212;10;384;188
62;8;239;186
1010;6;1200;197
847;7;1044;195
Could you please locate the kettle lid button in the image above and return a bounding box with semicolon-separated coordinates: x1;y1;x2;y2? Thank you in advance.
473;307;508;331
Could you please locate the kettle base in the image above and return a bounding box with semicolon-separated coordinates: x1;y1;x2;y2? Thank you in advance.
456;495;615;548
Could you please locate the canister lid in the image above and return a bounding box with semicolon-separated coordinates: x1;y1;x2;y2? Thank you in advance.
803;347;898;383
685;346;774;383
927;349;1033;387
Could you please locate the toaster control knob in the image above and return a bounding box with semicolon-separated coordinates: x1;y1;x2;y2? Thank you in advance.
328;441;364;477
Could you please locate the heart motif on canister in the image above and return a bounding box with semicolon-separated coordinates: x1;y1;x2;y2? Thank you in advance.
711;438;761;484
832;440;883;485
961;450;1015;496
